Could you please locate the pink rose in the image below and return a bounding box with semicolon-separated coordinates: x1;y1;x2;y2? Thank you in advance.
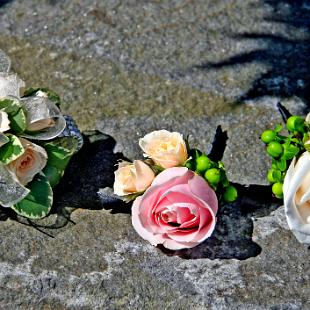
132;167;218;250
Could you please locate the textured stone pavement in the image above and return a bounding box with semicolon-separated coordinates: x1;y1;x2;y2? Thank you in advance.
0;0;309;309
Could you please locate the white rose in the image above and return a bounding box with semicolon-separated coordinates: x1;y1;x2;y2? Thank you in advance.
0;110;10;132
283;151;310;244
6;138;48;185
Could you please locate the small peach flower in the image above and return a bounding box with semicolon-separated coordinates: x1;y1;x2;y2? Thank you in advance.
7;138;47;185
139;130;188;169
114;160;155;196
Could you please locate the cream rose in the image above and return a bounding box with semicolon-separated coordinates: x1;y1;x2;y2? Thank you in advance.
6;138;47;185
114;160;155;196
283;151;310;244
139;130;188;169
0;110;10;132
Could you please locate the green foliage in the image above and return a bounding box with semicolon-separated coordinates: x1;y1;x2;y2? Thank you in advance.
185;147;238;203
0;134;24;164
261;113;308;199
42;136;78;187
11;173;53;219
9;108;27;133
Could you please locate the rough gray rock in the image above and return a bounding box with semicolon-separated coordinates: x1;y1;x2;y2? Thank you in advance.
0;0;309;309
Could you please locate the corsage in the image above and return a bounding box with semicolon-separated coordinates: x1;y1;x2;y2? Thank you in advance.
0;52;83;219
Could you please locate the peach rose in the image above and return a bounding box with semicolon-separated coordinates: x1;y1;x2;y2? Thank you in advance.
139;130;188;169
114;160;155;196
7;138;47;185
0;110;10;132
132;167;218;250
283;151;310;244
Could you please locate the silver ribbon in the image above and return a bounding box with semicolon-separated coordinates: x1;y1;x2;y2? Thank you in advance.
0;165;29;207
21;95;67;140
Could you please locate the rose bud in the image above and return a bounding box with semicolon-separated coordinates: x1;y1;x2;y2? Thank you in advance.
283;151;310;244
6;138;47;185
139;130;188;169
114;160;155;196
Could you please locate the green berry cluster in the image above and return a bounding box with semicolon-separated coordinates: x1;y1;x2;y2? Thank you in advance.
185;149;238;203
261;115;310;199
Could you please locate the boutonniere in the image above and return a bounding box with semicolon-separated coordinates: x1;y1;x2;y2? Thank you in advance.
261;106;310;244
113;129;237;250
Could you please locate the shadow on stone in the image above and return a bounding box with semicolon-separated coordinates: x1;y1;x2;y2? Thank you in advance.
158;183;279;260
0;131;129;233
0;0;12;7
194;0;310;112
0;129;280;260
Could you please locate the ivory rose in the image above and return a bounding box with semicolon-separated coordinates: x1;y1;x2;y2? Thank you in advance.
132;167;218;250
0;110;10;132
114;160;155;196
283;151;310;244
7;138;47;185
139;130;188;169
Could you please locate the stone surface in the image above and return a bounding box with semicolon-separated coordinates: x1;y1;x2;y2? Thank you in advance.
0;0;309;309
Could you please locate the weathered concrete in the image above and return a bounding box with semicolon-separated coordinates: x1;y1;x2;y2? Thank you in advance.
0;0;309;309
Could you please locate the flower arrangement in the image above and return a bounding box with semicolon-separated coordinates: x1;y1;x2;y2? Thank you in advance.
114;130;237;250
0;54;83;219
261;110;310;244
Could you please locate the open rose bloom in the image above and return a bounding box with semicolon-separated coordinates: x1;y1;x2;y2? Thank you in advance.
6;138;47;186
132;167;218;250
283;151;310;244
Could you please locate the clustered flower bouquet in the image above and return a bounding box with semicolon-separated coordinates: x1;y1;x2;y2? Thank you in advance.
114;130;237;250
0;54;82;219
261;112;310;243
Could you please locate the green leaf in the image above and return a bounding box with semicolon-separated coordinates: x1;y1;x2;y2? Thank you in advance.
0;134;24;164
274;124;283;133
42;164;64;187
283;144;299;160
22;88;61;107
42;137;78;171
305;143;310;153
11;173;53;219
8;108;26;133
276;157;287;172
0;97;21;114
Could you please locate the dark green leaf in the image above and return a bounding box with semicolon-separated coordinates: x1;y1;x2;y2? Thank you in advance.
0;97;21;114
43;164;64;187
8;108;26;133
0;134;24;164
42;137;78;171
11;173;53;219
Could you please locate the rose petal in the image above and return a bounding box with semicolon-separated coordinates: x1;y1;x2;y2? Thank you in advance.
132;196;166;246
